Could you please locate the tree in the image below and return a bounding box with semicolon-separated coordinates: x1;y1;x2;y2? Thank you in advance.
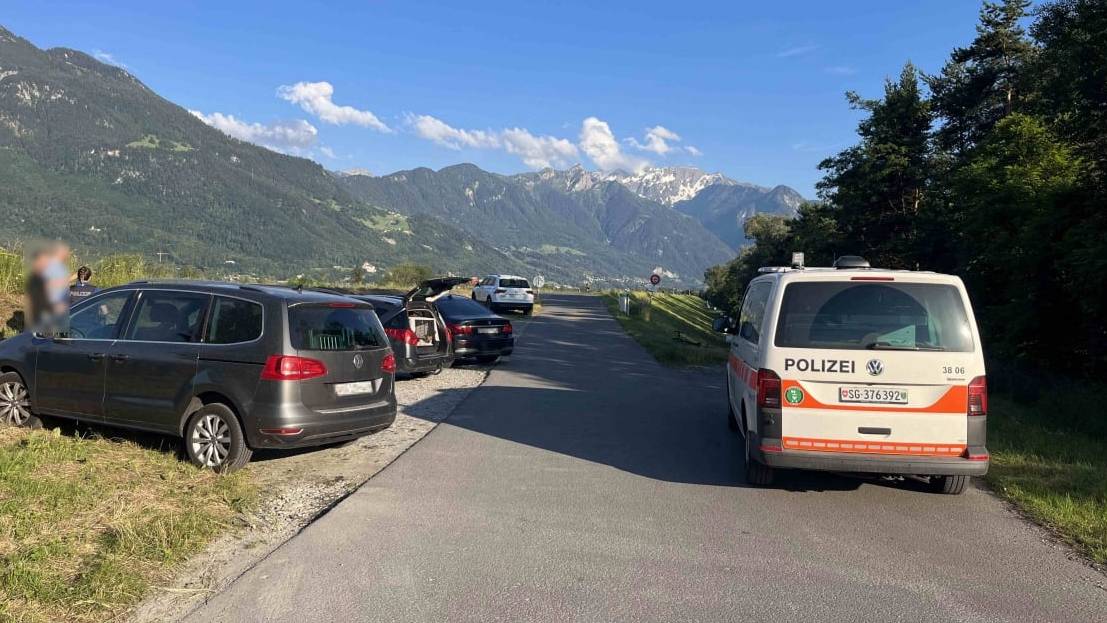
349;266;364;285
927;0;1036;154
817;62;933;269
951;113;1085;367
383;263;432;288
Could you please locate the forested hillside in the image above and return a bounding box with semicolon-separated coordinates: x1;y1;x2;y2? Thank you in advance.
704;0;1107;379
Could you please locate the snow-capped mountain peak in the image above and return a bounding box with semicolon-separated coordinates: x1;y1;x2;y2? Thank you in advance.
606;166;749;206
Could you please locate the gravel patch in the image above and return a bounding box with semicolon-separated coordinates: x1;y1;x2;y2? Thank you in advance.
130;365;491;622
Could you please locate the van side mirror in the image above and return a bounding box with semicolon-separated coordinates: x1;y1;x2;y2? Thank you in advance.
711;316;731;334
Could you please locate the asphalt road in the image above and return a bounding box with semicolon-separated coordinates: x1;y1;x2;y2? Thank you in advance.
187;294;1107;623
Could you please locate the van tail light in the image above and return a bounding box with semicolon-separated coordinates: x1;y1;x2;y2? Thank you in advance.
502;323;513;335
384;327;419;346
448;323;474;336
381;352;396;374
968;376;987;416
525;289;534;295
261;355;327;381
495;288;507;294
757;369;782;408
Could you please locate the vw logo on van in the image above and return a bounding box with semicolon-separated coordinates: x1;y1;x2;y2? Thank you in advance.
352;354;364;370
866;359;884;376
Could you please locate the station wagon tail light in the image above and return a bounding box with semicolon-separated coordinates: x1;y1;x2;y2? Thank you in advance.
381;352;396;374
384;327;419;346
448;323;474;335
968;376;987;416
850;276;894;281
757;369;782;408
260;355;327;381
502;323;513;335
495;288;507;294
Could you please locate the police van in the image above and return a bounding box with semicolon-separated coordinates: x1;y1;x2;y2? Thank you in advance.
715;256;988;494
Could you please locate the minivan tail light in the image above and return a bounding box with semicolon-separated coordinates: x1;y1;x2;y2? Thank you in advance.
381;352;396;374
448;323;474;335
968;376;987;416
384;327;419;346
757;369;782;409
502;323;513;335
850;276;895;281
495;288;507;294
260;355;327;381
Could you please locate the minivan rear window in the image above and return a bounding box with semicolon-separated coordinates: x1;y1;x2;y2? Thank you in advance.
774;282;974;352
289;305;388;351
499;279;529;288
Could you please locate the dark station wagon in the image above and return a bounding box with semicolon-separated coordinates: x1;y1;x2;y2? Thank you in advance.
0;281;397;471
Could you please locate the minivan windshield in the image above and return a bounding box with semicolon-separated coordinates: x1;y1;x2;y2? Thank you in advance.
774;282;974;352
289;304;388;351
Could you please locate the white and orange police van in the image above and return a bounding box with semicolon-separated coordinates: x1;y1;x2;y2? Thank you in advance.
716;255;988;494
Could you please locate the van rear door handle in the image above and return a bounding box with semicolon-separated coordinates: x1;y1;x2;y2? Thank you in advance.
110;354;130;362
87;352;105;361
858;427;892;435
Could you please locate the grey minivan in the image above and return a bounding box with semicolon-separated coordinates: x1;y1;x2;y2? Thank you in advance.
0;281;397;471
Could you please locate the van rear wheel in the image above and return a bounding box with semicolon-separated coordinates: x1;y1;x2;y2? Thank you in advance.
931;475;968;495
744;431;774;486
184;404;252;473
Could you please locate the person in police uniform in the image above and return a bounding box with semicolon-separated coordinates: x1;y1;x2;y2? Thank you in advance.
69;265;97;304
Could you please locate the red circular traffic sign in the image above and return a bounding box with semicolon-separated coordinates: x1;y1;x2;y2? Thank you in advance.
649;274;661;286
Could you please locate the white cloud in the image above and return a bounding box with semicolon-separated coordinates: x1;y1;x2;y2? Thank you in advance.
686;145;703;157
627;125;683;155
406;114;578;169
580;117;649;172
407;114;499;149
501;127;578;169
825;65;858;76
190;110;318;153
777;44;819;58
277;81;390;132
319;146;337;159
93;49;127;69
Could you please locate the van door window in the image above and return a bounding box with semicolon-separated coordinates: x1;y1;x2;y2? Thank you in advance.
65;291;133;340
123;291;211;343
205;297;263;344
738;282;772;345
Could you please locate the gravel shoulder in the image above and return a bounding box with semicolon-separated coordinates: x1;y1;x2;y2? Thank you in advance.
130;310;538;623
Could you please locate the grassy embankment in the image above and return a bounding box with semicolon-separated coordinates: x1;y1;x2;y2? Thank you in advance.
602;291;727;367
603;289;1106;564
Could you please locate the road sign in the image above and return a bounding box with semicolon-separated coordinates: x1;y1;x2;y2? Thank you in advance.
649;274;661;286
534;275;546;289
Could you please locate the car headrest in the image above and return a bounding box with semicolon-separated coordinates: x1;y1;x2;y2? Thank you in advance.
148;302;180;323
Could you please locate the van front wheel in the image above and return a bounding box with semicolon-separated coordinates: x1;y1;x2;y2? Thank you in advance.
931;475;968;495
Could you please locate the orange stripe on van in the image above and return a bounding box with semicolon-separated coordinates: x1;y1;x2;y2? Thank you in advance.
729;354;758;390
782;437;966;456
781;380;968;414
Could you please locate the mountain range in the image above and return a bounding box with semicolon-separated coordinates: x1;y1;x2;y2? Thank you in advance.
0;24;804;285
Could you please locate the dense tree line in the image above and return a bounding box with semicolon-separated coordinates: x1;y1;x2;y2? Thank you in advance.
705;0;1107;378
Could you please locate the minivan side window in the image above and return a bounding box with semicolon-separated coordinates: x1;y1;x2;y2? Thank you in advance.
205;297;263;344
65;290;133;340
123;291;211;343
738;282;772;345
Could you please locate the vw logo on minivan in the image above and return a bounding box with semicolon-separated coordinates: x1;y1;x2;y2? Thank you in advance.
352;354;364;369
866;359;884;376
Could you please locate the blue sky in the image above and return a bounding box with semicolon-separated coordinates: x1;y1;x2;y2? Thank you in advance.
5;1;994;197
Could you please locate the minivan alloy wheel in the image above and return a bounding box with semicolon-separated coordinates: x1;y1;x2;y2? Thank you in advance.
0;380;31;426
190;413;231;467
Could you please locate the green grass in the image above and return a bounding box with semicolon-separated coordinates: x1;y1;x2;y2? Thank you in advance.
0;426;256;623
986;393;1107;564
602;291;727;366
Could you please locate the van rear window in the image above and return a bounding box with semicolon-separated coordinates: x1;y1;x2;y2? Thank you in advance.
774;282;974;352
499;279;529;288
289;305;388;351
